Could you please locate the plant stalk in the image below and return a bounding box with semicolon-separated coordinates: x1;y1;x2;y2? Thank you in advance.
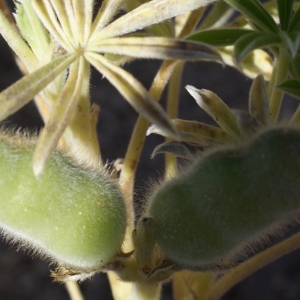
165;61;184;178
120;59;177;207
203;232;300;300
110;60;176;300
65;281;84;300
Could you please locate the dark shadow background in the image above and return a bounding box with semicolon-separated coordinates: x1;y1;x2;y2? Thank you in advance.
1;1;300;299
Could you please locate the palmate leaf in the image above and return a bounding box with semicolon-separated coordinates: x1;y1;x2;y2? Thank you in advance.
277;79;300;99
224;0;278;33
277;0;294;31
32;0;74;52
188;28;252;47
234;31;281;65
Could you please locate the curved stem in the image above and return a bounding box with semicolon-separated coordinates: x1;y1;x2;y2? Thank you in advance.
126;282;161;300
165;61;184;178
120;60;177;211
110;60;176;300
268;47;289;123
203;232;300;300
65;281;84;300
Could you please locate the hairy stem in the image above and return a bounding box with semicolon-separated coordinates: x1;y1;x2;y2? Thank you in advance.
120;59;176;209
165;61;184;177
203;232;300;300
114;60;175;300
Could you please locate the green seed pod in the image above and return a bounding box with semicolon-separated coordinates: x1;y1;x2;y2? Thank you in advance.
0;131;127;277
145;127;300;268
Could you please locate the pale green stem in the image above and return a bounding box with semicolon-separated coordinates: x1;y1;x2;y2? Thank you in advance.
120;60;176;206
116;60;176;300
165;61;184;178
198;0;233;30
126;282;161;300
268;48;289;123
203;232;300;300
267;58;277;98
65;281;84;300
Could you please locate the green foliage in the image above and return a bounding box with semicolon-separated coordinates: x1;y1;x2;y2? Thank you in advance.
0;0;300;299
224;0;279;33
277;79;300;98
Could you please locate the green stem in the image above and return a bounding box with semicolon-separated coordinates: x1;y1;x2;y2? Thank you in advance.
268;48;289;123
165;61;184;178
115;60;175;300
126;282;161;300
203;232;300;300
120;60;176;204
65;281;84;300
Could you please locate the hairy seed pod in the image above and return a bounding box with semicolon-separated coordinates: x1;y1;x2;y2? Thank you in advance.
145;127;300;268
0;131;126;274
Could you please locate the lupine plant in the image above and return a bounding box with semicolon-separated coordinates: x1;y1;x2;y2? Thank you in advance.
0;0;300;299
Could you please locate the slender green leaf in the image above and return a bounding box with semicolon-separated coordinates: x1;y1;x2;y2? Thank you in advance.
85;52;179;140
90;0;217;42
0;9;38;70
277;0;294;30
249;74;270;125
32;0;74;52
288;6;300;31
188;28;253;46
14;0;50;59
199;0;234;29
234;31;281;65
0;54;76;122
147;119;233;143
233;109;262;136
33;57;85;178
288;52;300;79
89;37;223;63
50;0;80;46
280;30;299;58
218;46;273;80
224;0;278;33
277;79;300;99
186;85;241;137
90;0;125;34
151;141;203;159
